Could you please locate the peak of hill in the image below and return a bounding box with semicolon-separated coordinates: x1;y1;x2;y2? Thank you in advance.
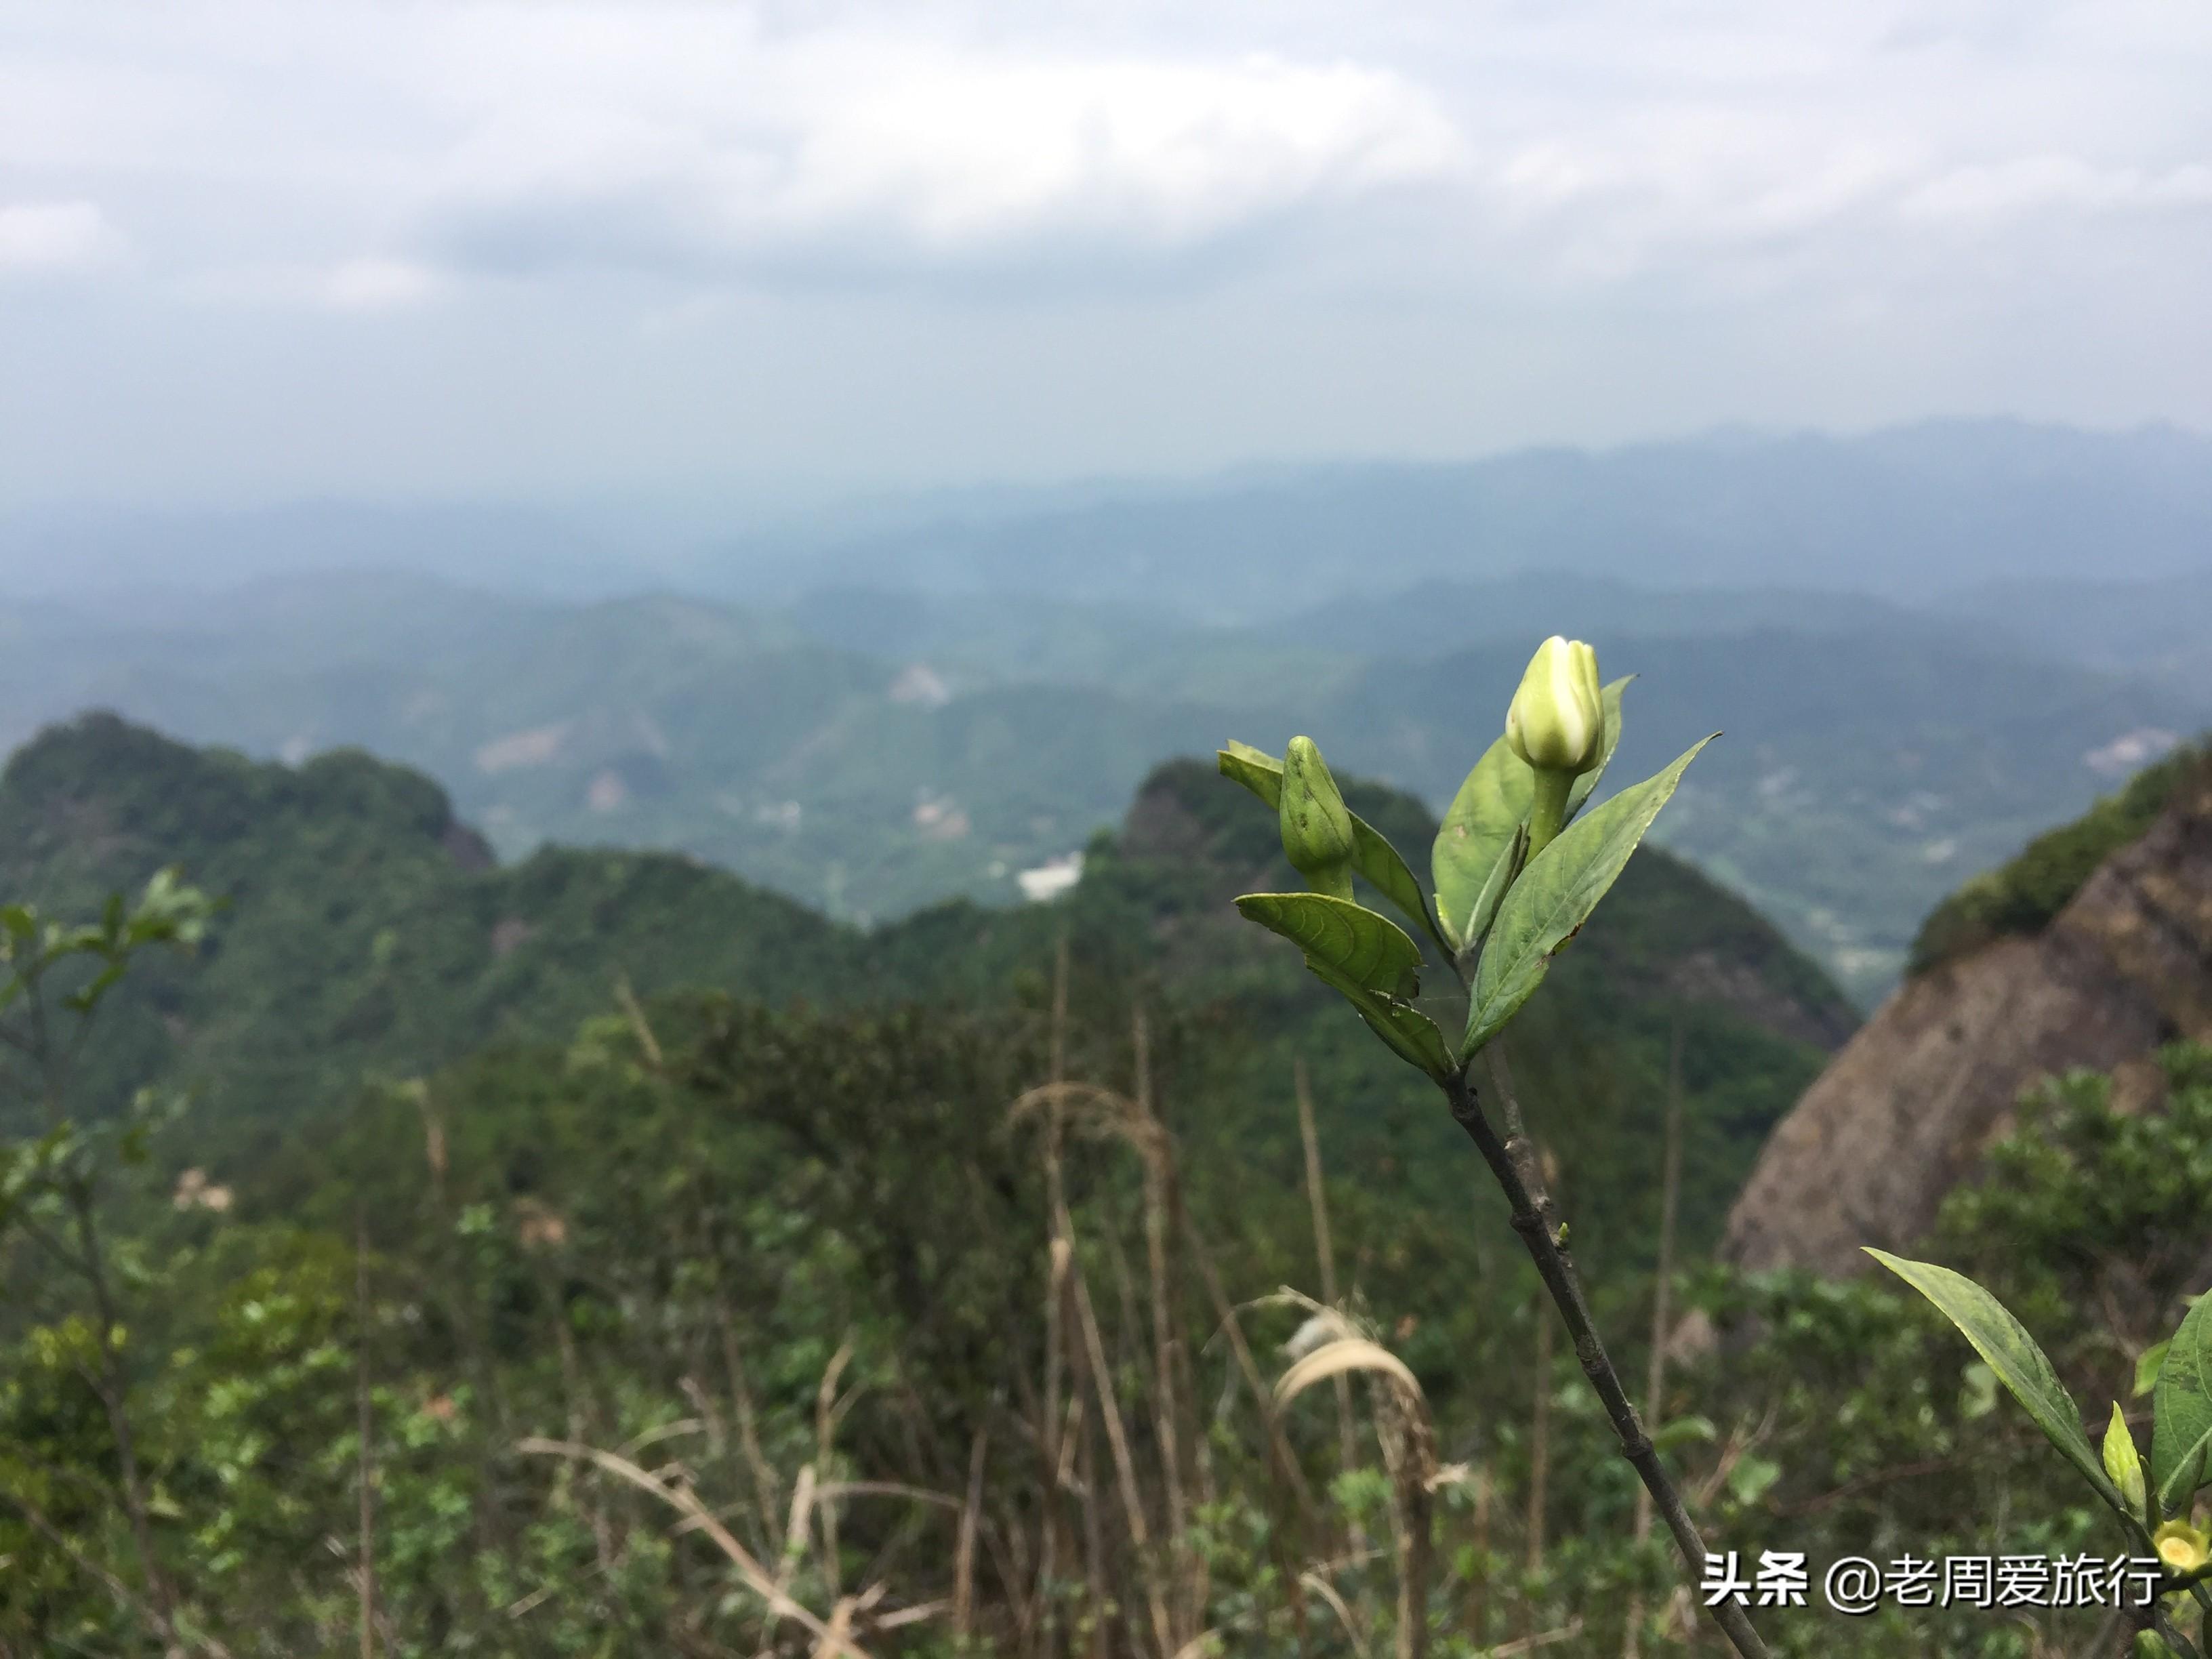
0;713;868;1126
1724;746;2212;1277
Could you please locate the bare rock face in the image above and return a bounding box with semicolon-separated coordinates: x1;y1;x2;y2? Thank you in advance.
1723;761;2212;1278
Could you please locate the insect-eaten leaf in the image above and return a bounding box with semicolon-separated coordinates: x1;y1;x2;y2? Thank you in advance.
1233;892;1456;1082
1220;742;1454;962
1867;1249;2133;1524
1460;735;1712;1059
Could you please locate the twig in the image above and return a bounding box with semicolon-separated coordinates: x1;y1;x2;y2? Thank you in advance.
1443;1068;1769;1659
517;1438;872;1659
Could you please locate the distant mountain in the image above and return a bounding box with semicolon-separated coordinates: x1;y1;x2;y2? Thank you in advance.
783;420;2212;617
12;421;2207;621
1933;569;2212;701
1;568;2200;1004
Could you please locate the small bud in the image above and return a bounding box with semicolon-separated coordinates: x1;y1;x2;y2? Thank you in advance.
1504;636;1605;776
2104;1403;2148;1522
1280;735;1355;901
2154;1519;2209;1575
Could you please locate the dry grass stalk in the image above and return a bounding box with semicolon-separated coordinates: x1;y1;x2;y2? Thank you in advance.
1622;1022;1686;1659
1479;1616;1584;1655
1179;1212;1317;1518
1040;933;1073;1658
355;1210;377;1659
716;1289;783;1551
1072;1263;1176;1656
1296;1062;1363;1497
516;1437;875;1659
1300;1570;1374;1659
1275;1321;1436;1659
1134;1007;1197;1644
955;1428;988;1638
815;1340;858;1601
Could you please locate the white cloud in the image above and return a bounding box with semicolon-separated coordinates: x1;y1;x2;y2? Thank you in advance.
321;257;439;311
0;2;2208;498
1901;157;2212;225
413;28;1465;277
0;200;117;273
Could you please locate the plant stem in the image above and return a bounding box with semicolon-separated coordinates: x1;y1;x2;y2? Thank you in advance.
1525;771;1573;861
1443;1068;1771;1659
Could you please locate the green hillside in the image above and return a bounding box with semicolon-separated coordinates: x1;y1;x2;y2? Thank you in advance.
0;713;1849;1271
28;714;2212;1656
0;714;869;1129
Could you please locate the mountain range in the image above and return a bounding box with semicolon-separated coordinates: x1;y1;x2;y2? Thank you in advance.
4;418;2206;1006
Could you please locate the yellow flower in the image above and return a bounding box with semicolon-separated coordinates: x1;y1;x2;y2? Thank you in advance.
2154;1519;2208;1574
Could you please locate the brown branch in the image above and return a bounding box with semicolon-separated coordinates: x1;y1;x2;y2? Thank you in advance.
1444;1067;1769;1659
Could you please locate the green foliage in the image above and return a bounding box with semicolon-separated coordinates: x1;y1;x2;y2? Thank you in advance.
1910;742;2205;974
0;710;1870;1656
1865;1248;2133;1526
1431;735;1532;951
1216;739;1454;958
1231;893;1454;1080
2154;1296;2212;1515
1225;651;1711;1093
1462;737;1713;1057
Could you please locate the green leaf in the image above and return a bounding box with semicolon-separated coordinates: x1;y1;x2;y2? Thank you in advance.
1429;737;1531;953
1866;1248;2129;1520
2154;1294;2212;1513
2108;1401;2150;1525
1429;678;1630;955
1460;737;1713;1057
1232;893;1455;1080
1232;893;1422;998
2140;1340;2173;1399
1727;1454;1781;1507
1218;745;1455;962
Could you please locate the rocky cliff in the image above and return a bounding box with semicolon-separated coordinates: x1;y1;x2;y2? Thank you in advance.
1723;751;2212;1277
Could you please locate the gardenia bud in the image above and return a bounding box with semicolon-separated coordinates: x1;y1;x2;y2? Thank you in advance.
1504;636;1605;776
2154;1519;2209;1575
1280;735;1356;901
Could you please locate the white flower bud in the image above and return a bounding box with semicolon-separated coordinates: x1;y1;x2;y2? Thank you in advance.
1504;636;1605;775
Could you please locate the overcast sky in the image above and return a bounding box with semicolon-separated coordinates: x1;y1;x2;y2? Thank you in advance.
2;1;2207;508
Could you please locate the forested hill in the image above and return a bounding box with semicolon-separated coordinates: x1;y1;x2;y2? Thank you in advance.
1;711;1853;1265
0;713;1879;1649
